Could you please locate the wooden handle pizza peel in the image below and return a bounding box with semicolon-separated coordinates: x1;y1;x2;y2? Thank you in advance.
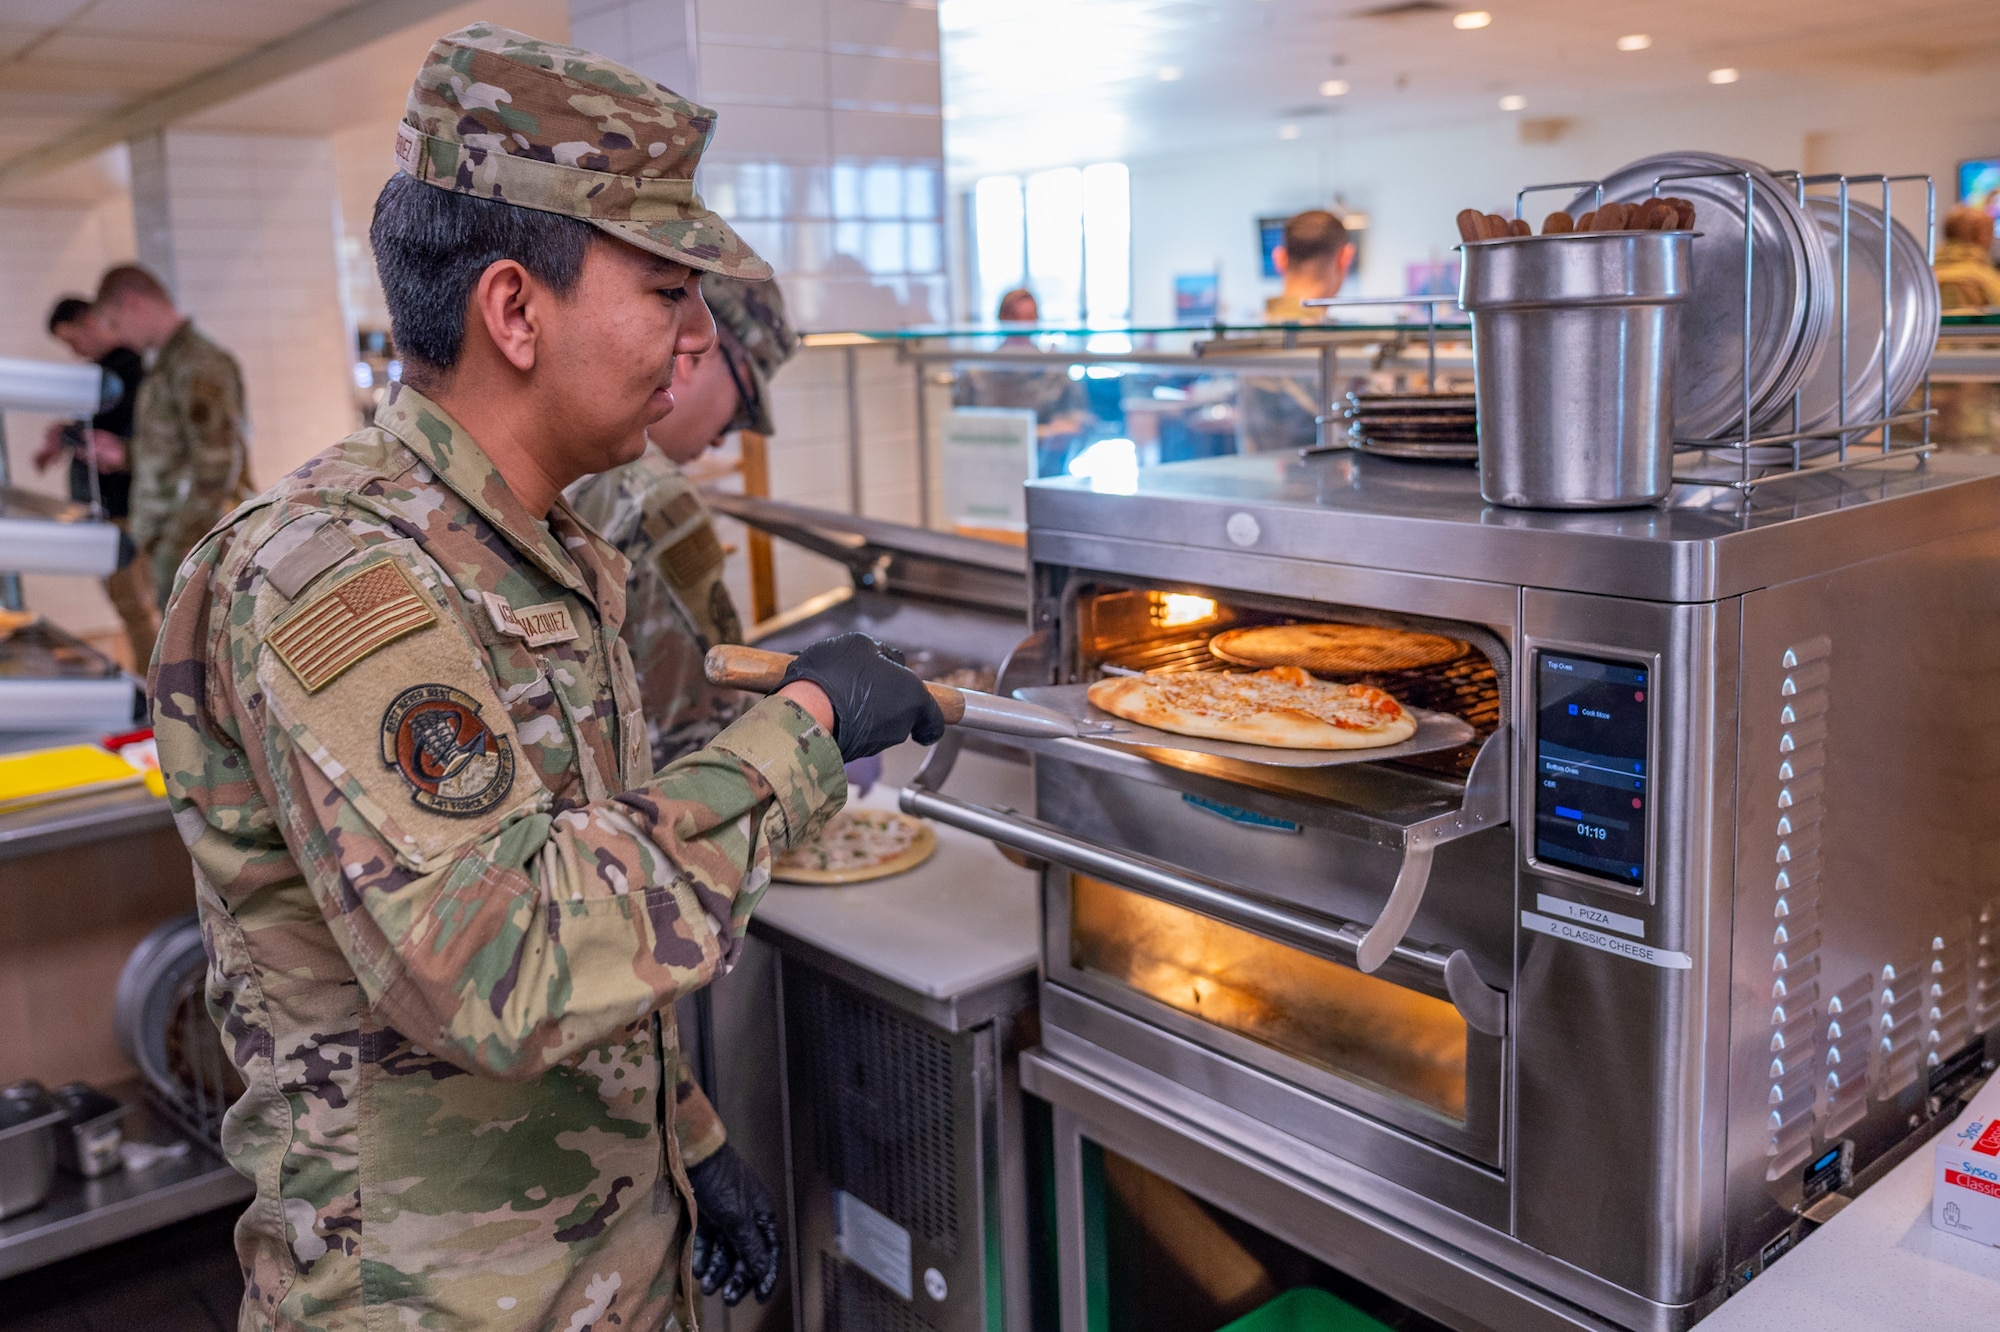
705;646;1476;768
703;645;1116;741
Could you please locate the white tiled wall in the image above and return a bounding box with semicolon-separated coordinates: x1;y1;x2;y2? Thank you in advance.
129;130;357;489
568;0;698;95
581;0;949;620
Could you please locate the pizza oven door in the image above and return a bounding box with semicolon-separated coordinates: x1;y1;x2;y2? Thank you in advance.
908;577;1516;1220
1031;742;1511;1201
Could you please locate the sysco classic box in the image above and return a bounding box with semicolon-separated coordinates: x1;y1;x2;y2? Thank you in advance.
1933;1074;2000;1248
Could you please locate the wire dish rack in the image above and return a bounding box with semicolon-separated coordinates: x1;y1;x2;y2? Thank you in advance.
1516;167;1939;493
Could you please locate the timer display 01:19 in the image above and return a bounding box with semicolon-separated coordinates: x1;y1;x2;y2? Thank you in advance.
1534;652;1650;887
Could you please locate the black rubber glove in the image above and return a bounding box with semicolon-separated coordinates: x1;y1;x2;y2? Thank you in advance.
688;1143;784;1306
779;631;948;761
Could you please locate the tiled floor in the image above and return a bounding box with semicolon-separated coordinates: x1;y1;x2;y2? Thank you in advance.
0;1207;241;1332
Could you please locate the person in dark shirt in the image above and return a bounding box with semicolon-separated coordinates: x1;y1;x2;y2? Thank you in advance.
38;295;156;669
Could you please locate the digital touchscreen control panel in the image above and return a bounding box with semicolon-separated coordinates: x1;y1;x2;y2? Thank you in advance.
1534;652;1651;887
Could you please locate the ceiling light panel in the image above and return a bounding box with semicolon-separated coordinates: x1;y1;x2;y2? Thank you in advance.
1452;11;1492;30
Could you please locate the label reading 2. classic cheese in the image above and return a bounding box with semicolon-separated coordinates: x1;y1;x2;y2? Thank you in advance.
1521;910;1691;969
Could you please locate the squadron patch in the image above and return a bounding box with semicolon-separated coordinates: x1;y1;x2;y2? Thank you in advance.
379;684;515;816
269;559;436;692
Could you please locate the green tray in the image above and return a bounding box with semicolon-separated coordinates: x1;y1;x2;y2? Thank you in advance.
1217;1287;1395;1332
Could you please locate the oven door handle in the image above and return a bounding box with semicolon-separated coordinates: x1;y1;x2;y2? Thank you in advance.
1354;722;1512;977
899;783;1509;1037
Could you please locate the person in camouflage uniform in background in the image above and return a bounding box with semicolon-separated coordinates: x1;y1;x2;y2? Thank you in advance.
149;24;943;1332
93;264;252;611
567;273;799;771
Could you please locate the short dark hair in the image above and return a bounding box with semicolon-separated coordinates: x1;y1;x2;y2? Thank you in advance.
997;287;1036;320
369;173;596;386
1282;209;1350;266
47;296;92;333
1945;204;1994;248
96;264;172;307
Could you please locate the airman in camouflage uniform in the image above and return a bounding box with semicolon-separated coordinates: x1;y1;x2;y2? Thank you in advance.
94;265;252;610
149;25;940;1331
567;275;799;769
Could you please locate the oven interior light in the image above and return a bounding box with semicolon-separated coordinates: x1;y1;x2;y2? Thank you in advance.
1150;593;1218;628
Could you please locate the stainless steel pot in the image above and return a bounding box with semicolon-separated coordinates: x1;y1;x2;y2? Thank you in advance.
0;1082;64;1219
1460;230;1692;509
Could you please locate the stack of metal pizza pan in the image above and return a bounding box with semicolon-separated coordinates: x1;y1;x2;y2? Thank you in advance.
1572;151;1833;443
1340;391;1478;462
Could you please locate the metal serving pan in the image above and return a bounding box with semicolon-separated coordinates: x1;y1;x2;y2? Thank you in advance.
1012;683;1475;770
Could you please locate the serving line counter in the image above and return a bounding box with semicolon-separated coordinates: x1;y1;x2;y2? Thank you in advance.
0;732;250;1281
678;741;1042;1332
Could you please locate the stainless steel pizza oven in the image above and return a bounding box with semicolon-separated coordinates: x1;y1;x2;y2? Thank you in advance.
905;450;2000;1330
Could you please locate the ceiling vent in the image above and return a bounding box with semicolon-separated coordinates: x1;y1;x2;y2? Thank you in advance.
1351;0;1448;18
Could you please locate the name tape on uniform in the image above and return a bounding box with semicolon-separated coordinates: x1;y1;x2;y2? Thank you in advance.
483;593;579;647
1521;910;1691;969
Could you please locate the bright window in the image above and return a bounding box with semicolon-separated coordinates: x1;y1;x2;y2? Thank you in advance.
972;162;1131;325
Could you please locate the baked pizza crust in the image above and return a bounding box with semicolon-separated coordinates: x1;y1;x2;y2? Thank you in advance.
773;809;938;885
1208;622;1468;674
1086;666;1417;751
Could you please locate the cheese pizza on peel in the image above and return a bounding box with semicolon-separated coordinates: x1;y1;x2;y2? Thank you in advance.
1086;666;1417;750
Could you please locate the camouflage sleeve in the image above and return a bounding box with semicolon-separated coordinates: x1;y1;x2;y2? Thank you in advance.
672;1064;727;1167
127;379;184;552
183;356;248;514
197;544;846;1083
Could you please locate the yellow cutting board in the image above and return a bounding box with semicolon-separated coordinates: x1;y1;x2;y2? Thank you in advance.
0;744;144;813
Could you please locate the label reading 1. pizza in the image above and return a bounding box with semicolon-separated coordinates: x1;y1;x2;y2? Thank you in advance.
1086;666;1417;750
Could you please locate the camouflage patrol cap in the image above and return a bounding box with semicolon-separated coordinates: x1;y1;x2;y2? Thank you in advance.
702;274;798;436
395;22;770;280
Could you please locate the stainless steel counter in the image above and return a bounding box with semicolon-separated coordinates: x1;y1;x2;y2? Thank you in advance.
0;785;171;862
1027;449;2000;603
748;743;1038;1030
0;1083;249;1281
1695;1074;2000;1331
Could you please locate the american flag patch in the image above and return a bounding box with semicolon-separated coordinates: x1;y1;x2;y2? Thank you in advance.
269;560;436;692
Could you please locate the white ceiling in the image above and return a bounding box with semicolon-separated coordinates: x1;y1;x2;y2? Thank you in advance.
181;0;568;137
5;0;1993;205
0;0;357;165
939;0;2000;179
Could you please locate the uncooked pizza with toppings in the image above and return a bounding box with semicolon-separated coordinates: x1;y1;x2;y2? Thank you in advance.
773;808;938;884
1085;666;1417;750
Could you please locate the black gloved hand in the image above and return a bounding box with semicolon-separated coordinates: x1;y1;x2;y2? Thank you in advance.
688;1143;784;1306
779;631;948;761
